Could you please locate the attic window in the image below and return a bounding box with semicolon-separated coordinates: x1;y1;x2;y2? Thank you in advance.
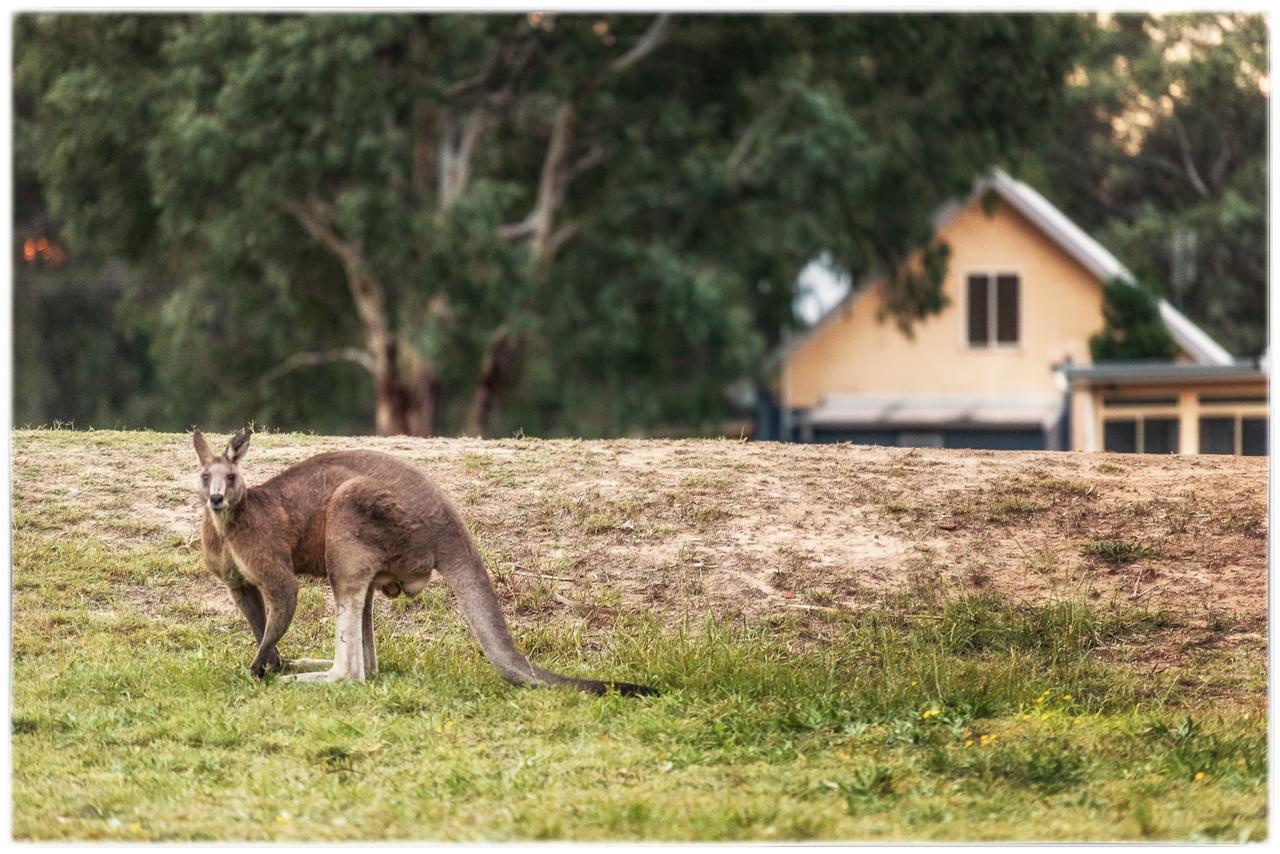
966;273;1020;347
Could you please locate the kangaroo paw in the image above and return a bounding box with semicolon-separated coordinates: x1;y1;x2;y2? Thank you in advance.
278;668;363;684
283;658;333;673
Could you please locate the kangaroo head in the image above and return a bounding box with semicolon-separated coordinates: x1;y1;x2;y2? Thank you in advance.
193;429;251;514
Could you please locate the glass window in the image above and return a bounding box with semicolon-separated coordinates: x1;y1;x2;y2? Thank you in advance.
1199;417;1236;455
1142;418;1179;454
967;275;989;345
996;275;1019;343
1104;419;1137;453
1241;417;1267;456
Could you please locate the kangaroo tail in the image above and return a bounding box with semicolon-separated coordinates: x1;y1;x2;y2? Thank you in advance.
439;543;659;698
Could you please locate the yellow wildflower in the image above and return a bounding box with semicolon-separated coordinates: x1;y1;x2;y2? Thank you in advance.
1194;771;1207;783
922;707;941;719
964;739;974;748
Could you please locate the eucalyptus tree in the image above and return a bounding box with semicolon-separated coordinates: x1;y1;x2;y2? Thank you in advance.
17;13;1084;435
1031;12;1267;356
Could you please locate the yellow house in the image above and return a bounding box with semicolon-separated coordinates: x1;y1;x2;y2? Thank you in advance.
765;168;1267;454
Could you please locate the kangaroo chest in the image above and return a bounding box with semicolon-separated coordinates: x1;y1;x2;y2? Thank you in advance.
205;541;248;588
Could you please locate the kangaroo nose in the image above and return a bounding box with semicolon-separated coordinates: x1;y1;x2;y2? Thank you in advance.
209;494;225;507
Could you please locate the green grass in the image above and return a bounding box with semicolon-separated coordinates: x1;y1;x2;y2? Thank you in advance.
11;531;1266;841
10;429;1267;841
1083;539;1160;565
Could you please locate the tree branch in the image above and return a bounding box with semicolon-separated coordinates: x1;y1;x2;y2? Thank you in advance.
611;14;673;74
259;348;375;389
1169;112;1211;199
567;143;607;182
544;218;586;261
440;107;487;209
497;100;575;264
279;197;391;348
442;25;519;99
280;198;356;270
1209;135;1233;191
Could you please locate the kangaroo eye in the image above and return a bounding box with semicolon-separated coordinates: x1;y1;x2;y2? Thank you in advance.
201;473;210;485
226;474;236;485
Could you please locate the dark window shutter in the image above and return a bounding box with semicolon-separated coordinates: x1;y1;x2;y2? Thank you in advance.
1198;417;1236;454
1142;418;1179;453
1241;417;1267;456
996;275;1019;343
967;275;989;345
1103;419;1138;453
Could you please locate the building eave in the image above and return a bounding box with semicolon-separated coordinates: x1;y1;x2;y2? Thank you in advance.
1059;360;1266;388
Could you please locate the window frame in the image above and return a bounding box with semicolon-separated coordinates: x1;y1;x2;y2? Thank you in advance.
963;270;1022;350
1099;396;1182;455
1196;396;1269;456
1198;412;1269;456
1102;414;1180;454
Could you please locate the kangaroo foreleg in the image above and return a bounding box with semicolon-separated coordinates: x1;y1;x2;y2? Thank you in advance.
229;584;283;674
250;573;299;679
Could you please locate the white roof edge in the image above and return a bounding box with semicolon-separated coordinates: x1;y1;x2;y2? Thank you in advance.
1156;300;1234;365
985;167;1233;366
773;167;1235;367
767;277;879;367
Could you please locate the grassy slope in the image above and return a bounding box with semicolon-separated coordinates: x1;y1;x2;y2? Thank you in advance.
9;430;1268;841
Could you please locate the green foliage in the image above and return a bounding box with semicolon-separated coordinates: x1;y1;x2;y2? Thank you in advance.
1030;13;1267;357
878;242;952;337
14;13;1086;435
1089;277;1178;361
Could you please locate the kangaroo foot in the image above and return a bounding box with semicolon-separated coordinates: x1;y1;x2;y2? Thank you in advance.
283;658;333;673
278;668;363;684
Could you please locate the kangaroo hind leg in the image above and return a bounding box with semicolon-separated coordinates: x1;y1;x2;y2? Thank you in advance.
281;542;377;684
362;585;377;677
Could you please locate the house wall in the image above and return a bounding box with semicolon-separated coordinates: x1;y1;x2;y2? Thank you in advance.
783;197;1113;409
1071;379;1267;453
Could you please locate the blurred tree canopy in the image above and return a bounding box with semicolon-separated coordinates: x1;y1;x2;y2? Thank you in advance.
1089;277;1178;361
14;13;1263;437
1025;12;1268;357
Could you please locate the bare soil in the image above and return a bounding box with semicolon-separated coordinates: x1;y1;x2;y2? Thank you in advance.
12;430;1268;671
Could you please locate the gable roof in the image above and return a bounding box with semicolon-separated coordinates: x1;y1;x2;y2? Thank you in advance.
776;168;1233;367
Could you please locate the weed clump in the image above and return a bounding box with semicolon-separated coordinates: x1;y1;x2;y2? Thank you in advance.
1084;540;1159;564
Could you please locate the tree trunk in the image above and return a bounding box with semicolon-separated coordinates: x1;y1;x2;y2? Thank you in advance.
464;329;515;437
373;337;439;437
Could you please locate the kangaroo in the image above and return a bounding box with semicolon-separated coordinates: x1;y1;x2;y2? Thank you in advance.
193;429;657;696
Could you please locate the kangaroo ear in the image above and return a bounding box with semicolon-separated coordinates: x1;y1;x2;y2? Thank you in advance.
193;430;215;466
226;429;252;463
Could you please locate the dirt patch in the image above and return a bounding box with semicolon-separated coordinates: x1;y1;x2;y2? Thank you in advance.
12;430;1268;668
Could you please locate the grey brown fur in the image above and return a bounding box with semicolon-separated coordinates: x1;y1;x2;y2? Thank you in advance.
193;429;656;696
